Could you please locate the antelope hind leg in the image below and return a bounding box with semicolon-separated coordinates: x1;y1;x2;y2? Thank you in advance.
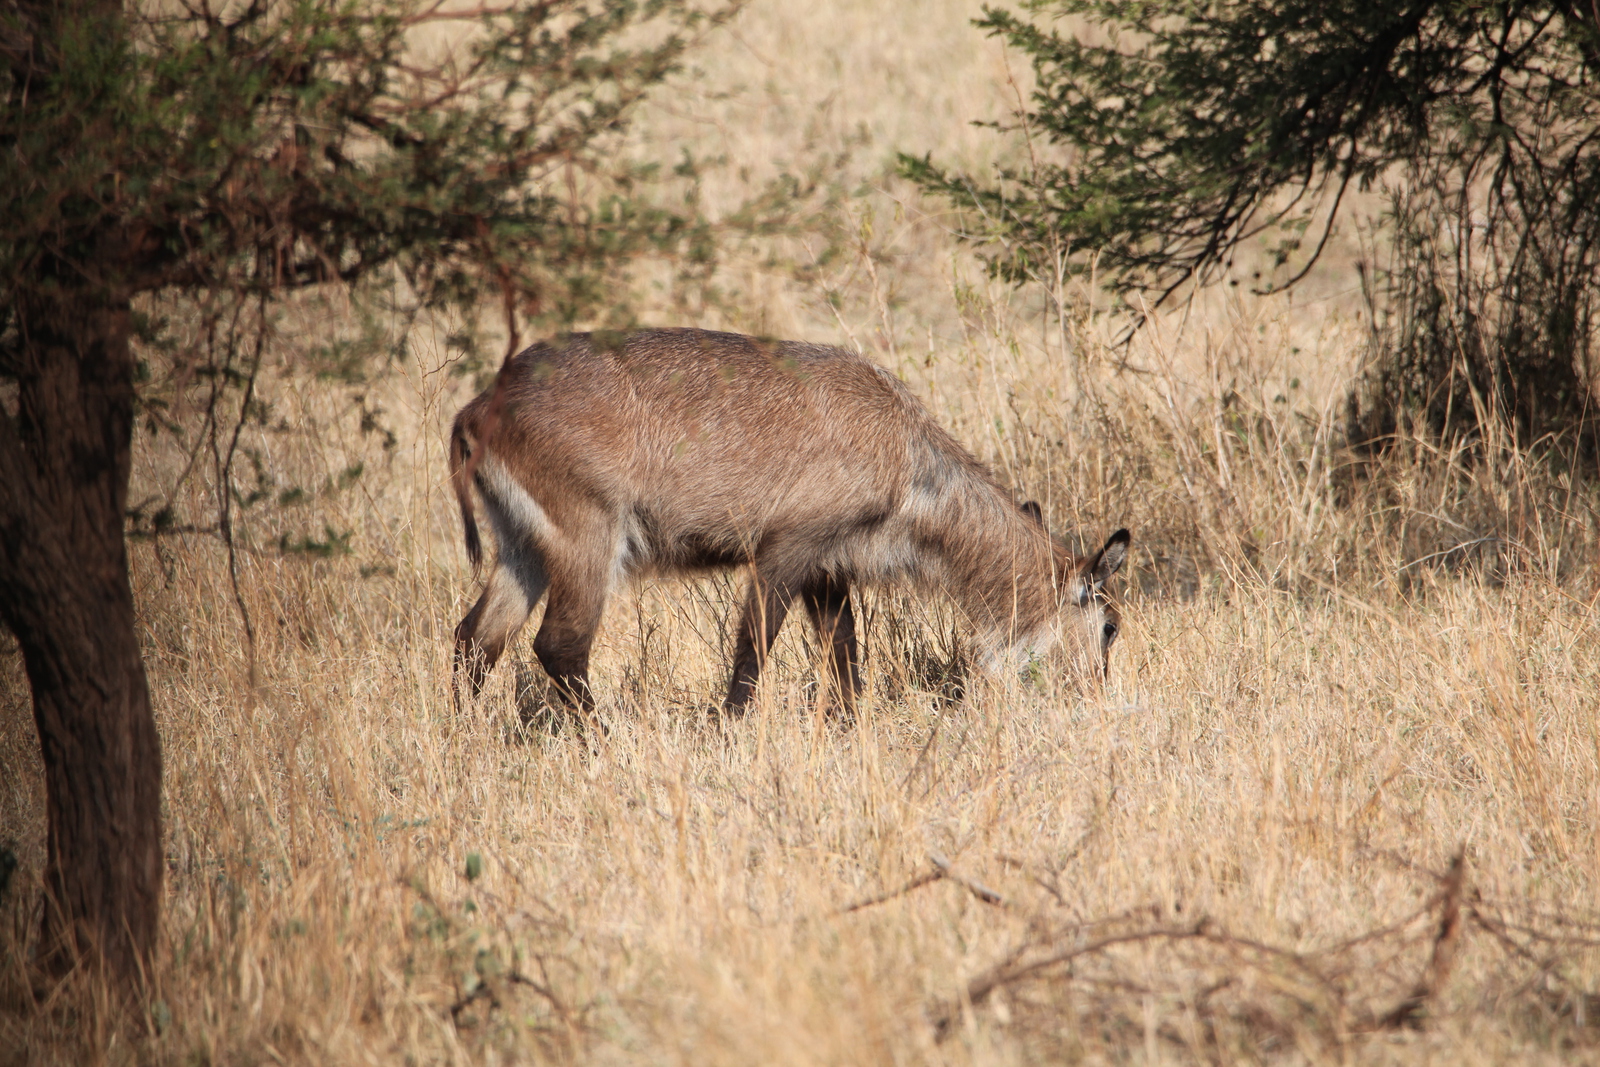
454;555;548;706
531;563;609;712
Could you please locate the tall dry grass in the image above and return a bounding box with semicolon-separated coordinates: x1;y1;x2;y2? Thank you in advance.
6;1;1600;1064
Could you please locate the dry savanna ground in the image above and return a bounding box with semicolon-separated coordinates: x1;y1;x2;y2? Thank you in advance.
6;1;1600;1063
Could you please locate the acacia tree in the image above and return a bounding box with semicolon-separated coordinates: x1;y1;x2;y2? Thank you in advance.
903;0;1600;444
0;0;726;989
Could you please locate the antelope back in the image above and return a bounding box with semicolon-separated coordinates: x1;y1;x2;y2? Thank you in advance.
450;328;990;583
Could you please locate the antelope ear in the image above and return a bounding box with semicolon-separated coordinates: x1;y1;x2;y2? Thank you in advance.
1085;528;1130;591
1020;500;1044;526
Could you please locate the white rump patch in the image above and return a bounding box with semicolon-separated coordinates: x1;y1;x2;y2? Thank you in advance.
480;459;557;550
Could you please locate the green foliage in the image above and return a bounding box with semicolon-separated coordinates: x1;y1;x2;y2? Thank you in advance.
904;1;1600;442
277;525;354;558
0;0;732;325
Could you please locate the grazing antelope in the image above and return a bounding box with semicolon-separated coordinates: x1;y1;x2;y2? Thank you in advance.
450;328;1129;716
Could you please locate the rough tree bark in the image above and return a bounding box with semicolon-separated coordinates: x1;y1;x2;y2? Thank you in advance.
0;284;163;989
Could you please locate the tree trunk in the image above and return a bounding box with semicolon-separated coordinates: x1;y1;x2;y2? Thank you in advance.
0;286;163;991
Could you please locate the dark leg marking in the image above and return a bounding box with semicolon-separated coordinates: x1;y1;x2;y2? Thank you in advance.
723;571;799;714
453;558;548;708
532;574;607;711
803;573;860;718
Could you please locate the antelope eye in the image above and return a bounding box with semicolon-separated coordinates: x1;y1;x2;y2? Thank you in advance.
1102;621;1118;642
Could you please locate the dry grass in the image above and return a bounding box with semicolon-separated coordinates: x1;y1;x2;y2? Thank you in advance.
7;1;1600;1064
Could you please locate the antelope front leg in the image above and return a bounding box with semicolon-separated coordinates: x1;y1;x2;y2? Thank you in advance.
803;573;860;718
723;572;797;714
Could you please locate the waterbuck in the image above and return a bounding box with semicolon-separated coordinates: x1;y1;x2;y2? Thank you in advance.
450;328;1129;715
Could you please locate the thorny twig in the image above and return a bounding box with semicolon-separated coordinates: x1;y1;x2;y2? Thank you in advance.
1376;849;1467;1030
930;845;1499;1047
841;854;1007;915
449;968;570;1022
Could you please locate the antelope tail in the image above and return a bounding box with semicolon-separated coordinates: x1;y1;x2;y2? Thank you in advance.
449;421;483;571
